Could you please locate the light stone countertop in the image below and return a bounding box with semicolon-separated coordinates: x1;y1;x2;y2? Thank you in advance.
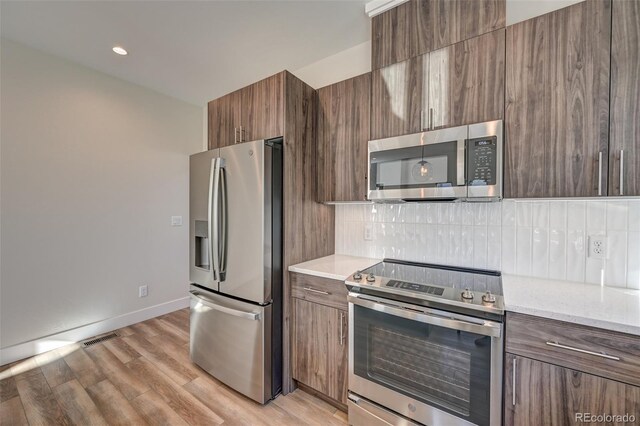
502;274;640;336
288;254;381;282
289;255;640;336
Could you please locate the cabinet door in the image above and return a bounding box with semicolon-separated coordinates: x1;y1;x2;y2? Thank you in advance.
240;73;284;142
609;0;640;196
428;29;505;129
317;73;371;202
327;309;348;404
371;0;418;71
208;90;240;149
372;0;506;71
505;0;611;198
371;55;425;140
505;354;640;425
292;299;330;395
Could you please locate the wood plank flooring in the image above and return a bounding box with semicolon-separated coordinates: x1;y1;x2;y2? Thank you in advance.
0;309;347;426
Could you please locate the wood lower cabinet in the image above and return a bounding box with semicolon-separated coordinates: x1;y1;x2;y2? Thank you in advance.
505;354;640;425
609;0;640;196
317;73;370;202
371;29;505;139
208;73;284;149
505;0;612;198
372;0;506;71
291;289;348;406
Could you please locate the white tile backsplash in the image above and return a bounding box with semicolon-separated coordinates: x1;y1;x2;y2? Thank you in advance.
335;198;640;289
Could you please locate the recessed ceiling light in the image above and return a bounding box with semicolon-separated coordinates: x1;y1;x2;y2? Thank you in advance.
112;46;128;56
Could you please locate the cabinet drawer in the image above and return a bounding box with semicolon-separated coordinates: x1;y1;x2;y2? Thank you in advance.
290;272;348;311
506;312;640;387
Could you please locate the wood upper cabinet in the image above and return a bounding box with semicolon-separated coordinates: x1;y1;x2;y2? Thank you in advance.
372;0;506;70
240;73;284;142
208;73;284;149
292;298;348;405
317;73;371;202
371;55;424;140
429;29;505;129
609;0;640;196
371;29;505;139
505;0;612;198
504;354;640;425
208;90;240;149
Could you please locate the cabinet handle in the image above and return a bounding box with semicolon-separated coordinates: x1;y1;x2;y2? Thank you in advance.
512;357;516;406
597;151;603;196
545;341;621;360
620;150;625;196
303;287;331;295
339;312;345;346
239;125;244;143
234;127;238;144
429;108;434;130
420;110;425;131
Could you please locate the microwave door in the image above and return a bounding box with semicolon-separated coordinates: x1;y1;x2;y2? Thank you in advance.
368;125;468;201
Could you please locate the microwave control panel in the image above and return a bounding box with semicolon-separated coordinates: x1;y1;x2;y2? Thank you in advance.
467;136;497;186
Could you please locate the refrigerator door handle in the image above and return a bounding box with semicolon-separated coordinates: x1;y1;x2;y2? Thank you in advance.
190;290;260;321
210;158;222;280
219;165;228;281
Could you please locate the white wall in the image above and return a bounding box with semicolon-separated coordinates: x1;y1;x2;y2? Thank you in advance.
292;41;371;89
336;200;640;289
0;39;202;350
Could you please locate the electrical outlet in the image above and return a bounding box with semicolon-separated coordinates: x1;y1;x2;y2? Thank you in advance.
364;224;374;241
139;285;148;298
171;216;183;226
588;235;607;259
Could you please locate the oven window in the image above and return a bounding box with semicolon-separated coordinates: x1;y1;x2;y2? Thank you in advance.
369;141;459;190
353;304;491;425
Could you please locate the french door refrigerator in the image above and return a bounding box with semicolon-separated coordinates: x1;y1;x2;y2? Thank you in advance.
189;138;283;404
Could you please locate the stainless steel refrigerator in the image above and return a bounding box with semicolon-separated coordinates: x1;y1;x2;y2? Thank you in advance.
189;138;283;404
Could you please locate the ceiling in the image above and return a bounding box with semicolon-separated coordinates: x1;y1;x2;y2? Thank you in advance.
0;0;370;105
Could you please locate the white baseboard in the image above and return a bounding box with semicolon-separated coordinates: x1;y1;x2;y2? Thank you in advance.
0;296;190;366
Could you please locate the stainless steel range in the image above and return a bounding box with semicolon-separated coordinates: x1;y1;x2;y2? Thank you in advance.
345;260;504;426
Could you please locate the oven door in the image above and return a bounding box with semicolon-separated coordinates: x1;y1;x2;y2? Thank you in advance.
368;125;468;201
348;293;503;426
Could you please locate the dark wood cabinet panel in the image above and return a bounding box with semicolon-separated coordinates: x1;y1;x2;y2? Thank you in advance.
372;0;506;70
241;73;284;141
506;312;640;388
505;354;640;425
208;90;240;149
609;0;640;196
429;29;505;129
317;73;371;202
370;55;424;139
291;299;348;405
505;0;612;198
371;1;418;71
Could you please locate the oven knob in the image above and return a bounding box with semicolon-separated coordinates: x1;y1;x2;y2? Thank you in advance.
353;271;362;281
461;288;474;300
366;273;376;282
482;291;496;304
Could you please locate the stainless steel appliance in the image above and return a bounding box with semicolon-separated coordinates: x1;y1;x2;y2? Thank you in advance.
189;138;283;404
345;260;504;426
368;120;503;202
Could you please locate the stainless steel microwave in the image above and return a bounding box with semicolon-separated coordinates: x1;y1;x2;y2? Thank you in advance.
367;120;503;202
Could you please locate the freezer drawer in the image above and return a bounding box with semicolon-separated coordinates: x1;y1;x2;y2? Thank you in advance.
189;288;272;403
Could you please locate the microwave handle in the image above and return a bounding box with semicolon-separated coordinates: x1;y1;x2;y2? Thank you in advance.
457;139;466;186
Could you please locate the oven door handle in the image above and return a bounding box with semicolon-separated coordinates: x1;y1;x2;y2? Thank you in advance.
348;294;502;338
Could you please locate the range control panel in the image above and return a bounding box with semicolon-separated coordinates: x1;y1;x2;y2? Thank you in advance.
467;136;498;186
385;280;445;296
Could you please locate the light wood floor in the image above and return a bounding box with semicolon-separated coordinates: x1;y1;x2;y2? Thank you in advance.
0;308;348;426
